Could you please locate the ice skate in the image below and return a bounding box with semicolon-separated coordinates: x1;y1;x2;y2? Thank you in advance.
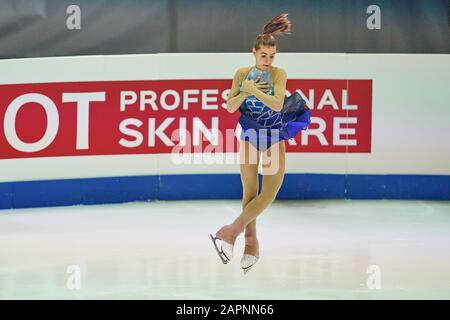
240;254;259;274
210;234;233;264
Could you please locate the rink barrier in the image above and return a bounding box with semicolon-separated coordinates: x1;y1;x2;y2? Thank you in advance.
1;53;449;209
1;173;449;210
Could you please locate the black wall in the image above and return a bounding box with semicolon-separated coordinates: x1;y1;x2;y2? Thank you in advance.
0;0;448;58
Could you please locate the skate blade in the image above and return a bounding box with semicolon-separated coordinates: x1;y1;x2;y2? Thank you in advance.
210;234;230;264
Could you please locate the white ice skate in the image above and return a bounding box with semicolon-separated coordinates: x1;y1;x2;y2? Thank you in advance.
240;254;259;274
210;234;234;264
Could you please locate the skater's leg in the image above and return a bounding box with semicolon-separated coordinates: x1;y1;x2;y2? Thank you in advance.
233;140;286;232
217;141;286;242
217;141;259;245
239;141;260;256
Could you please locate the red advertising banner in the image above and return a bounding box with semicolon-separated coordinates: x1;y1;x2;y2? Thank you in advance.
0;79;372;159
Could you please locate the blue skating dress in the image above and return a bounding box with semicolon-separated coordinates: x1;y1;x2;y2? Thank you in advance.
238;66;311;151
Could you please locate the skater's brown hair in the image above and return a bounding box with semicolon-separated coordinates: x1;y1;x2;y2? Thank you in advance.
253;13;292;51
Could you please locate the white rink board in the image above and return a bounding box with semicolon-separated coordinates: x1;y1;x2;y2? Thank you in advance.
0;53;449;183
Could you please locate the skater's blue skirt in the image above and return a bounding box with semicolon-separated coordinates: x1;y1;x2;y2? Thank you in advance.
238;92;311;152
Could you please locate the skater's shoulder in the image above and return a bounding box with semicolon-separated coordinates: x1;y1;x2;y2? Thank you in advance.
271;66;287;78
235;66;252;77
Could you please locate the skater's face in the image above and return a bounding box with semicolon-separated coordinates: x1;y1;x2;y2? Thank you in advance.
252;45;277;71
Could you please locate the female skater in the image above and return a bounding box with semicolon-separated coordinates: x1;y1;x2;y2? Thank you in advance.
210;13;311;274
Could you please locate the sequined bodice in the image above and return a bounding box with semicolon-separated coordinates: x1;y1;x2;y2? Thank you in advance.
240;66;283;128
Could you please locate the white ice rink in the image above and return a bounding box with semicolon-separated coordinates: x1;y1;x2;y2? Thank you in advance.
1;199;449;299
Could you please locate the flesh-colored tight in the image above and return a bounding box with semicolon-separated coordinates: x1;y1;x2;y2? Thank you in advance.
224;140;285;248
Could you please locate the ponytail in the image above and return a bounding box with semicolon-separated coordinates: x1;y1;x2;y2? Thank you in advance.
260;13;292;37
253;13;292;50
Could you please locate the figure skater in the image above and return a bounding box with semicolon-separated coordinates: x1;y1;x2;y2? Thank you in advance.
210;13;311;274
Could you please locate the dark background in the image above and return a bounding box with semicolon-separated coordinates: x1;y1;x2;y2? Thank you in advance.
0;0;449;58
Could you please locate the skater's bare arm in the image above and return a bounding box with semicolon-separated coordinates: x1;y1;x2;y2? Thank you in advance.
226;69;250;114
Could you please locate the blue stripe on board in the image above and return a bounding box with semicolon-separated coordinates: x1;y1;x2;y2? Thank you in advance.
1;176;159;210
0;174;449;210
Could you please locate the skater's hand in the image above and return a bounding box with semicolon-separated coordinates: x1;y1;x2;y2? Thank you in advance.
241;79;257;95
241;79;270;95
255;80;270;93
